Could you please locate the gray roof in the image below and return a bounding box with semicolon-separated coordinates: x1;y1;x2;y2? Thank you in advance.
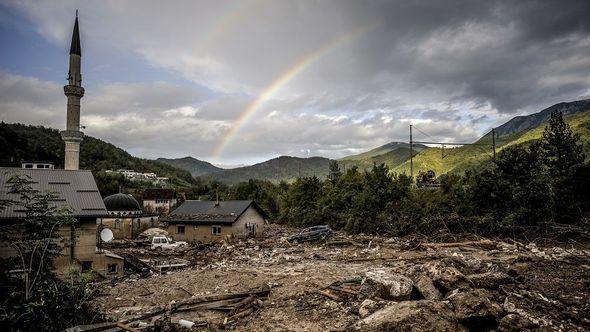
168;200;265;224
0;168;107;220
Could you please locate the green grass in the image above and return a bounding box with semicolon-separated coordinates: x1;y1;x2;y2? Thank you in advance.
393;111;590;175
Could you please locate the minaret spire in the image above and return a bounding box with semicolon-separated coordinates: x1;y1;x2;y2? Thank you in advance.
61;12;85;170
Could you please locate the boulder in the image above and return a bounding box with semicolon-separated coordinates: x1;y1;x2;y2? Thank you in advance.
364;270;414;301
433;266;472;293
351;300;461;332
358;299;389;318
469;271;512;290
414;275;443;300
447;289;503;330
498;313;537;331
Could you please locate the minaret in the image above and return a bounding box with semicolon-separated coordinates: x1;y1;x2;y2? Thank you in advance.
61;11;84;170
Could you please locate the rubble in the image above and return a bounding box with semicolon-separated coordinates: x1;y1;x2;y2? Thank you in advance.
364;270;413;301
87;224;590;331
414;275;442;300
447;288;503;330
351;300;458;331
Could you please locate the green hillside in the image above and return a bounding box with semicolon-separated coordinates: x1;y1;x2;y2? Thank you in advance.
341;146;422;171
0;122;196;187
340;142;427;161
393;110;590;175
157;156;223;177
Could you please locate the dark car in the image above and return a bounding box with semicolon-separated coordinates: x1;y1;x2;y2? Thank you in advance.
287;225;333;243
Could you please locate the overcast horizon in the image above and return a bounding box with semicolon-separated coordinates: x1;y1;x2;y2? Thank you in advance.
1;0;589;165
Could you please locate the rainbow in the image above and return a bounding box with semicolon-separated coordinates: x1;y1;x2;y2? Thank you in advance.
196;0;263;54
213;21;380;157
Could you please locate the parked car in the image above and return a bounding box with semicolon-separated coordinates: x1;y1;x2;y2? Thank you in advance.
287;225;333;243
151;236;187;250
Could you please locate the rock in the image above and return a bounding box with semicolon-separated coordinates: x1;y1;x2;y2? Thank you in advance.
469;271;512;290
498;313;537;331
312;253;326;260
433;266;472;293
358;299;389;318
351;300;461;332
414;275;443;300
365;270;414;301
447;289;503;331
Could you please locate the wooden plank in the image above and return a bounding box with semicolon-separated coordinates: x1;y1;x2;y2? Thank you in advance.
316;290;341;302
171;285;270;311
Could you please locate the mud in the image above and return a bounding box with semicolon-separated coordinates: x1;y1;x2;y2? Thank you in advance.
92;224;590;331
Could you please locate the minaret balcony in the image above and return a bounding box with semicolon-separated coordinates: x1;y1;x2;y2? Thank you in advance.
61;130;84;142
64;85;85;97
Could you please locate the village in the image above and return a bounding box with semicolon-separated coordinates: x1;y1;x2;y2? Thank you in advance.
1;5;590;332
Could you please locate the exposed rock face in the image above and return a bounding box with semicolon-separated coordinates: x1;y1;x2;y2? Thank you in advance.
414;275;443;300
364;270;414;301
469;272;513;290
447;289;503;330
352;300;460;332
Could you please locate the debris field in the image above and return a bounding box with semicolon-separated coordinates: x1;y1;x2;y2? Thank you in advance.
91;224;590;331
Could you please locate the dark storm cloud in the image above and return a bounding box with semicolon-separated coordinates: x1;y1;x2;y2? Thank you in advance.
2;0;589;163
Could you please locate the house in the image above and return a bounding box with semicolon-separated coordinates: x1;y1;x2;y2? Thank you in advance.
21;161;55;169
142;188;177;214
166;200;267;243
0;168;124;278
97;193;158;240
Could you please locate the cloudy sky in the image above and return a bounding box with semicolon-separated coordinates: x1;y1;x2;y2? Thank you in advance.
1;0;589;165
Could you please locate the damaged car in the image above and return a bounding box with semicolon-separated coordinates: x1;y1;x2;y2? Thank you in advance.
287;225;333;243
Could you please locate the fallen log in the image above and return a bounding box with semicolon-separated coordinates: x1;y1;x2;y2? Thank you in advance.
420;239;498;250
174;298;243;312
171;285;270;311
119;306;166;324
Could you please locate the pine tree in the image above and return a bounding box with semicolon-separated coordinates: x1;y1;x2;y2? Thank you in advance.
538;110;586;222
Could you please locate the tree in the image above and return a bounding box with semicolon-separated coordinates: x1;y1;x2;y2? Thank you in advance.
538;110;586;221
327;161;342;185
280;176;323;227
0;175;76;300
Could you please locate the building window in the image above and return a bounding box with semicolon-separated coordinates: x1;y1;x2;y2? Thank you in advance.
114;219;121;229
81;261;92;272
212;225;222;236
177;225;185;234
107;263;118;274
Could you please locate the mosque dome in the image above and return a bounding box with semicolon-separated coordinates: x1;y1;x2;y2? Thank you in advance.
103;193;141;212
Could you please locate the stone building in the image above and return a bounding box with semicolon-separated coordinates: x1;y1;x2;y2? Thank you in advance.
97;193;158;240
0;168;124;278
142;188;177;214
166;200;267;243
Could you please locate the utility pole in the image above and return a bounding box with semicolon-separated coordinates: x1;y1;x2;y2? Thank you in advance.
492;128;496;159
409;124;413;180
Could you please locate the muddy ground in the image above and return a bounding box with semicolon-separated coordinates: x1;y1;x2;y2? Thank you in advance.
93;224;590;331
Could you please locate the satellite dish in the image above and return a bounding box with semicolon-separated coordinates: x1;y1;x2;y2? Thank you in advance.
100;228;114;242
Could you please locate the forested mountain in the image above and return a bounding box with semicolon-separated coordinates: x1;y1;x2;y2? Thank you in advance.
340;142;427;161
0;123;196;187
495;99;590;136
204;156;332;184
157;156;223;177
